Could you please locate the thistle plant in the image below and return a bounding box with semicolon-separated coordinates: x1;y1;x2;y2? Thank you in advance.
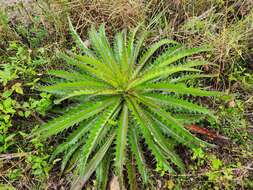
32;19;226;190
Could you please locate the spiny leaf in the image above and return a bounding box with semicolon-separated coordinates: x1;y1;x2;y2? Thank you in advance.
182;60;217;68
137;95;213;148
88;25;119;74
49;118;96;163
133;39;178;77
127;24;141;69
129;67;201;88
142;109;185;172
78;99;120;176
173;113;206;125
58;52;118;87
128;126;149;185
127;98;174;172
143;93;216;119
32;98;116;139
114;30;128;71
40;81;109;94
136;82;227;98
68;16;94;57
131;31;149;71
47;70;91;82
145;44;182;71
170;73;219;83
61;139;83;173
126;153;139;190
71;132;116;190
96;105;122;144
115;104;129;189
73;53;114;79
53;89;118;104
95;149;112;190
152;46;212;69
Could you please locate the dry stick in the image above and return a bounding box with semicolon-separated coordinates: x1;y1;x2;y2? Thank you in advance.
0;176;16;189
0;157;26;176
31;112;45;124
0;151;34;161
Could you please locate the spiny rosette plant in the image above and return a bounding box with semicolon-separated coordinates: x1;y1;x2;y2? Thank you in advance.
32;19;228;190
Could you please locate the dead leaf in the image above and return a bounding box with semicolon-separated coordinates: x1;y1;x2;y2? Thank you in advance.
228;100;236;108
109;175;120;190
84;39;91;48
185;124;228;141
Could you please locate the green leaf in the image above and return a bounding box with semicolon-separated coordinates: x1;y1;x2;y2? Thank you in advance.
170;73;219;83
53;89;118;104
133;39;178;77
49;118;96;163
172;113;206;125
127;98;174;172
47;70;91;82
58;52;117;87
142;109;185;172
32;98;117;138
153;46;212;69
127;25;141;70
61;139;83;173
73;53;114;79
126;152;139;190
12;83;23;94
71;132;116;190
115;104;129;189
128;127;149;184
211;156;222;170
143;93;216;119
114;30;128;73
132;31;149;71
95;151;112;190
78;99;121;176
137;82;226;97
130;67;200;88
88;25;118;73
40;81;109;94
137;95;212;148
68;17;94;57
182;60;216;68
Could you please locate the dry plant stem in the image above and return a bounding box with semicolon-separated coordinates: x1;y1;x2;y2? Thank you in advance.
0;152;33;161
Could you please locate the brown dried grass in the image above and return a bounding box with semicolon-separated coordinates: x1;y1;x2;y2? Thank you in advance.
67;0;146;37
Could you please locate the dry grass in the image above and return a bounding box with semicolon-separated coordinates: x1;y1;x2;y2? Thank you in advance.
67;0;146;37
143;0;253;90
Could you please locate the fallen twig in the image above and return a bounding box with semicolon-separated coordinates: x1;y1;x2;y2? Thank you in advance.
0;151;34;161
